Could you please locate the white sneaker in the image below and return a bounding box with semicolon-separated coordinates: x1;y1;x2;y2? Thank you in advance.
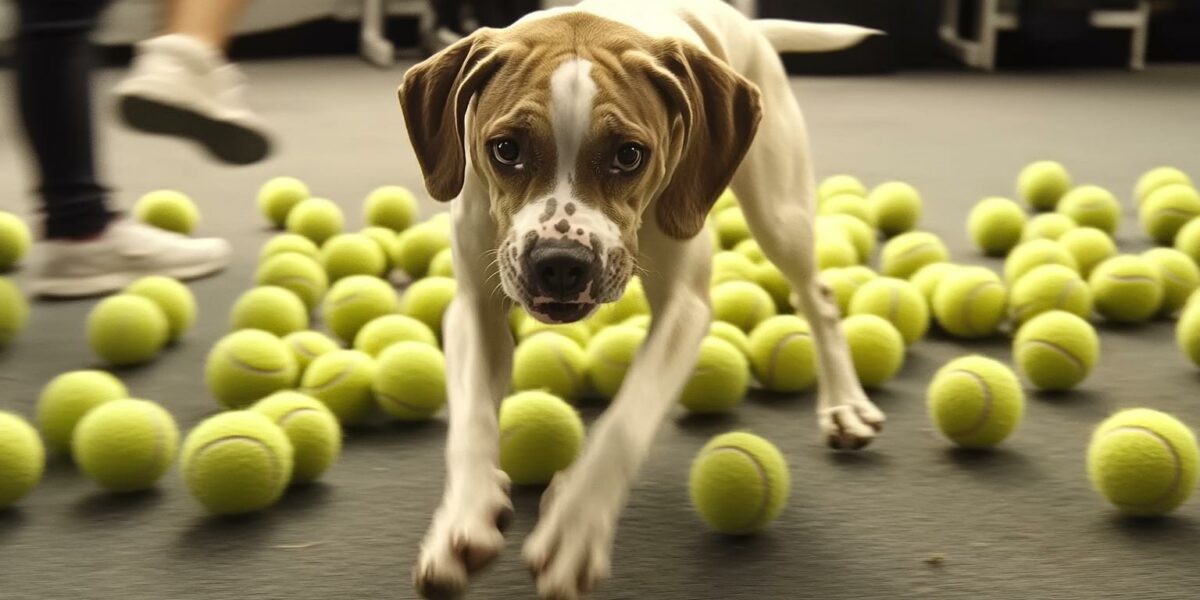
34;220;232;298
114;34;272;165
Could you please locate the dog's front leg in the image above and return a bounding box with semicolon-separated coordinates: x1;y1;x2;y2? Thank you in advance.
524;228;711;600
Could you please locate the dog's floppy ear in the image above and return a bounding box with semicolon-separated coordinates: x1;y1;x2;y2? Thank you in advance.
641;40;762;239
398;30;503;201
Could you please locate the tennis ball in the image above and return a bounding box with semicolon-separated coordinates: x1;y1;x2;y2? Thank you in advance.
251;391;341;484
709;321;751;358
512;332;588;400
818;214;876;262
321;233;388;280
322;275;398;344
842;314;904;388
1004;239;1078;284
933;266;1007;338
0;277;30;345
818;175;867;200
1176;304;1200;367
1021;212;1076;242
205;329;298;409
181;411;294;515
622;315;651;329
124;276;196;342
819;194;875;228
229;286;309;337
398;276;457;337
714;207;752;249
498;391;584;485
880;231;949;279
967;197;1026;256
713;188;739;213
927;355;1024;448
361;226;399;270
1087;408;1199;516
753;262;792;313
427;212;451;232
255;251;329;311
1058;227;1117;277
1174;217;1200;264
428;247;454;278
133;189;198;234
1009;264;1092;325
712;281;776;333
257;176;310;228
36;370;128;453
286;197;344;245
585;325;646;399
363;185;419;232
712;251;758;286
689;432;790;535
1057;185;1120;235
848;277;929;345
259;233;321;263
373;342;447;420
516;319;590;348
0;212;32;270
747;315;815;392
1140;184;1200;245
909;262;958;306
1017;160;1071;211
283;330;340;373
733;239;765;264
1013;311;1098;391
0;412;44;508
300;350;378;425
588;277;650;330
1135;167;1193;206
1142;248;1200;316
816;234;858;270
679;337;750;414
87;295;169;366
354;314;437;357
1089;255;1164;323
72;399;178;492
868;181;921;236
393;222;451;278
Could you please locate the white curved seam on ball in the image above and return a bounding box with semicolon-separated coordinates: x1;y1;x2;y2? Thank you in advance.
1021;339;1085;374
767;332;810;389
886;285;899;324
548;339;582;394
1104;275;1158;284
278;407;323;428
707;445;773;530
226;351;290;375
1101;425;1184;508
376;391;429;415
304;360;359;392
191;435;283;490
960;281;997;335
946;369;993;438
1054;278;1082;312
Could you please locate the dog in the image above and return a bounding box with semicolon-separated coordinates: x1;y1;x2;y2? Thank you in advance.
398;1;884;597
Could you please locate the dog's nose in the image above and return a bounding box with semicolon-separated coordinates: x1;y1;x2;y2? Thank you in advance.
530;242;594;299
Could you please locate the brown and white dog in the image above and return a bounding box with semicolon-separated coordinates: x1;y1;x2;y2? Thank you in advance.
399;1;883;597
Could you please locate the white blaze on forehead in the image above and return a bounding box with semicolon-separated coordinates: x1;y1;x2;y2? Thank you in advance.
549;58;597;190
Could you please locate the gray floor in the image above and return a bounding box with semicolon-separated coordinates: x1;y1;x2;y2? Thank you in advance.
3;58;1200;600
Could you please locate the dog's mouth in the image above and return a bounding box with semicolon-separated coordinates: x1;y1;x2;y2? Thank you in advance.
528;301;597;324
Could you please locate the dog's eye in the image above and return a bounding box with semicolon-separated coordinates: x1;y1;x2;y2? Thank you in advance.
491;139;522;167
612;144;644;173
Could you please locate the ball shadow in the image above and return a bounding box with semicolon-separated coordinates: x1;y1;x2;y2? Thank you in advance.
1107;513;1200;542
277;481;335;512
941;446;1040;479
674;411;741;434
0;508;28;542
173;511;281;558
826;448;890;470
72;488;165;521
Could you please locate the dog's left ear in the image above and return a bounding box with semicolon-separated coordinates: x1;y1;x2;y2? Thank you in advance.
641;40;763;239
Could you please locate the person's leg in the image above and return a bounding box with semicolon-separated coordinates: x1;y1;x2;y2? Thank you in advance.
165;0;251;50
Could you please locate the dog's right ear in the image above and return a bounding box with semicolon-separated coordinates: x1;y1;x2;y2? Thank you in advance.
399;30;503;201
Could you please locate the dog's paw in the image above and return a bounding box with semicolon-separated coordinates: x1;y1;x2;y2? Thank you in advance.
523;474;617;600
413;468;514;599
819;393;885;450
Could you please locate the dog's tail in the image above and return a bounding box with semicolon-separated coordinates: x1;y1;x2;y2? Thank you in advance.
753;20;882;54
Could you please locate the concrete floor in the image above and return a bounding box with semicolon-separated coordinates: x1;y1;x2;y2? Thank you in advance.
2;58;1200;599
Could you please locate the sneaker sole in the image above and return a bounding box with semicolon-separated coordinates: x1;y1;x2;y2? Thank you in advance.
33;256;230;299
118;95;270;166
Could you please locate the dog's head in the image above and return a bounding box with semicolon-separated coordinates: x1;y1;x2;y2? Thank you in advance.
399;13;761;323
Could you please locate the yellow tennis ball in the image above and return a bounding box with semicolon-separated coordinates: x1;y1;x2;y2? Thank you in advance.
0;277;29;345
363;185;419;233
0;211;32;270
842;314;904;388
257;176;310;228
282;330;340;373
585;325;646;399
321;233;388;280
1021;212;1076;242
1058;227;1117;277
588;277;649;331
714;207;752;249
499;390;584;485
427;247;454;278
229;286;309;337
205;329;299;409
393;221;450;278
927;355;1024;448
36;370;128;453
1142;247;1200;316
932;267;1007;338
818;265;876;315
1056;185;1119;235
711;281;776;333
1017;160;1072;211
251;391;341;484
967;197;1027;256
0;412;44;508
1013;310;1098;391
322;275;398;344
679;337;749;414
879;231;949;279
1140;184;1200;245
373;342;447;420
1004;239;1078;284
1174;216;1200;263
818;214;876;262
353;314;437;357
512;332;588;400
300;349;377;425
1089;255;1164;323
708;321;751;358
815;234;858;270
125;276;196;342
848;277;929;345
689;432;790;535
818;174;867;200
819;194;875;228
713;188;739;213
868;181;921;236
752;262;792;313
134;189;199;234
516;319;590;348
286;197;344;245
711;251;757;286
259;233;321;263
733;239;765;264
361;226;399;270
255;251;329;311
398;276;457;337
1136;167;1193;206
1087;408;1199;516
908;262;959;306
87;295;169;366
1008;264;1092;325
72;399;178;492
747;315;815;392
181;411;294;515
